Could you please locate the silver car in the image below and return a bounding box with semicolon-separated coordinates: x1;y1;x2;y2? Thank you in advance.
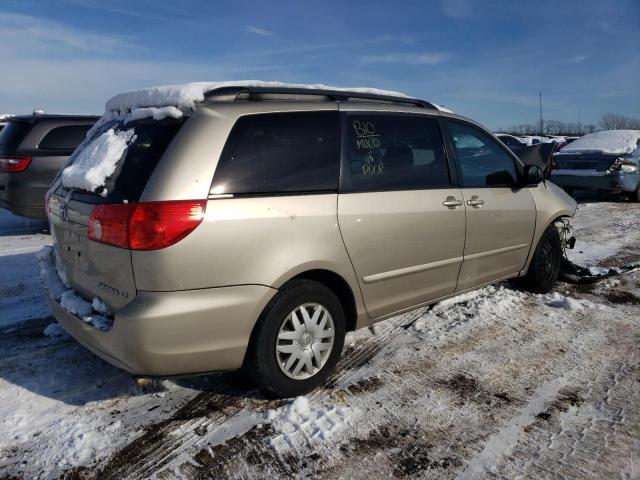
43;83;576;397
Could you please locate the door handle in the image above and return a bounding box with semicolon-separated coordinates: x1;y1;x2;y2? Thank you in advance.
442;196;463;208
466;195;485;207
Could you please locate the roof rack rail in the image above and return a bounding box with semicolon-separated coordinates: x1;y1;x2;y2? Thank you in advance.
203;86;437;110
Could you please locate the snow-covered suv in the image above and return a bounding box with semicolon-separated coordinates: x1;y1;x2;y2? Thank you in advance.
42;81;577;397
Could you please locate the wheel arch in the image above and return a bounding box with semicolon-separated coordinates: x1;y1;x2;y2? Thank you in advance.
287;269;359;333
520;213;572;276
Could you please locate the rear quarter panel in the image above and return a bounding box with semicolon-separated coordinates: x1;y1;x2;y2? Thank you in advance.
131;194;368;325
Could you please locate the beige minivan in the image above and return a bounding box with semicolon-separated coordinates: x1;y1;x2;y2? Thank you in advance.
43;83;577;397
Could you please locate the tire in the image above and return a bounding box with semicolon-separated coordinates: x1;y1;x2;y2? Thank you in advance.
632;186;640;202
244;279;346;398
519;225;562;293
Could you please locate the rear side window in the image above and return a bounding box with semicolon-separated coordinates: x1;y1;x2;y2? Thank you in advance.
211;111;339;195
448;122;518;187
0;121;30;153
39;125;92;150
67;118;184;203
342;114;450;192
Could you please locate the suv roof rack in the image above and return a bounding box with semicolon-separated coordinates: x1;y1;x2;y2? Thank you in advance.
203;86;438;110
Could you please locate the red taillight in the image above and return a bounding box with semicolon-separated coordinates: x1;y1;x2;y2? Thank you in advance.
88;200;206;251
129;201;206;250
0;155;32;172
89;203;132;249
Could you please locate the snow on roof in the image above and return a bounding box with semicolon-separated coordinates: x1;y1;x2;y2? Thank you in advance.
559;130;640;155
104;81;410;114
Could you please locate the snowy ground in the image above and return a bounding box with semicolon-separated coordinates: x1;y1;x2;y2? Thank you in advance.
0;194;638;479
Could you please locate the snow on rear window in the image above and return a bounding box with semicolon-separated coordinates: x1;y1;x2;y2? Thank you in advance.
559;130;640;155
61;128;135;196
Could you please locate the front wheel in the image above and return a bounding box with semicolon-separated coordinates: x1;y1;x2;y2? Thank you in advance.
518;225;562;293
244;279;346;398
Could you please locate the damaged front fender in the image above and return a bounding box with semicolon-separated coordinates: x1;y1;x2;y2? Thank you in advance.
554;217;576;253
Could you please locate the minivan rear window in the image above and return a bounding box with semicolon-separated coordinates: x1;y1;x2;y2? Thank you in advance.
211;111;340;195
0;121;30;153
66;118;184;203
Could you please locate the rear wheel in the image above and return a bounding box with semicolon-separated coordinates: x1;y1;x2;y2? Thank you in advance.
244;279;345;398
519;225;562;293
633;186;640;202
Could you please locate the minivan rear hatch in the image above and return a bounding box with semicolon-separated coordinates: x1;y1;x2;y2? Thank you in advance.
48;117;185;313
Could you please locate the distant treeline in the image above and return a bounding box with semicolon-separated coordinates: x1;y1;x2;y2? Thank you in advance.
500;113;640;136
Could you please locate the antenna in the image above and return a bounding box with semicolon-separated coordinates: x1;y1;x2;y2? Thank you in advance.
539;92;543;136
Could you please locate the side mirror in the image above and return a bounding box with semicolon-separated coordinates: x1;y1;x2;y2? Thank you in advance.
522;165;543;187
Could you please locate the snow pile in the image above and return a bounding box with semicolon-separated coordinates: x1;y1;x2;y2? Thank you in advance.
518;136;552;146
543;292;594;311
0;113;14;121
559;130;640;155
36;245;68;295
127;105;183;122
266;396;355;454
61;127;135;195
43;322;68;338
55;420;123;468
37;246;113;331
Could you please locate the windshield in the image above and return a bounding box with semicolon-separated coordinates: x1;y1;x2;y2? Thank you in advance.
59;117;184;203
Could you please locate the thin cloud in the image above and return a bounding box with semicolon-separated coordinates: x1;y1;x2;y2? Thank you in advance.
359;52;450;66
569;54;588;64
245;25;274;36
440;0;473;19
59;0;195;24
0;12;134;55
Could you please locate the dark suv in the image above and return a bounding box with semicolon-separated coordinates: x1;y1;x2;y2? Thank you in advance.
0;114;98;219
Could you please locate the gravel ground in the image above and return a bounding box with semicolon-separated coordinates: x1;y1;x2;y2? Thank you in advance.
0;194;638;479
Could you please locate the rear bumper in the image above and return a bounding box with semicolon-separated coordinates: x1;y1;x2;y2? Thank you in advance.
0;173;47;219
48;285;277;376
550;172;640;192
0;198;46;219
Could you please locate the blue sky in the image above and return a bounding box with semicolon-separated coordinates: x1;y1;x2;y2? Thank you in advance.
0;0;638;129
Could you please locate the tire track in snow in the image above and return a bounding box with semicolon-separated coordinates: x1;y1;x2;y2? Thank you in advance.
74;308;428;479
